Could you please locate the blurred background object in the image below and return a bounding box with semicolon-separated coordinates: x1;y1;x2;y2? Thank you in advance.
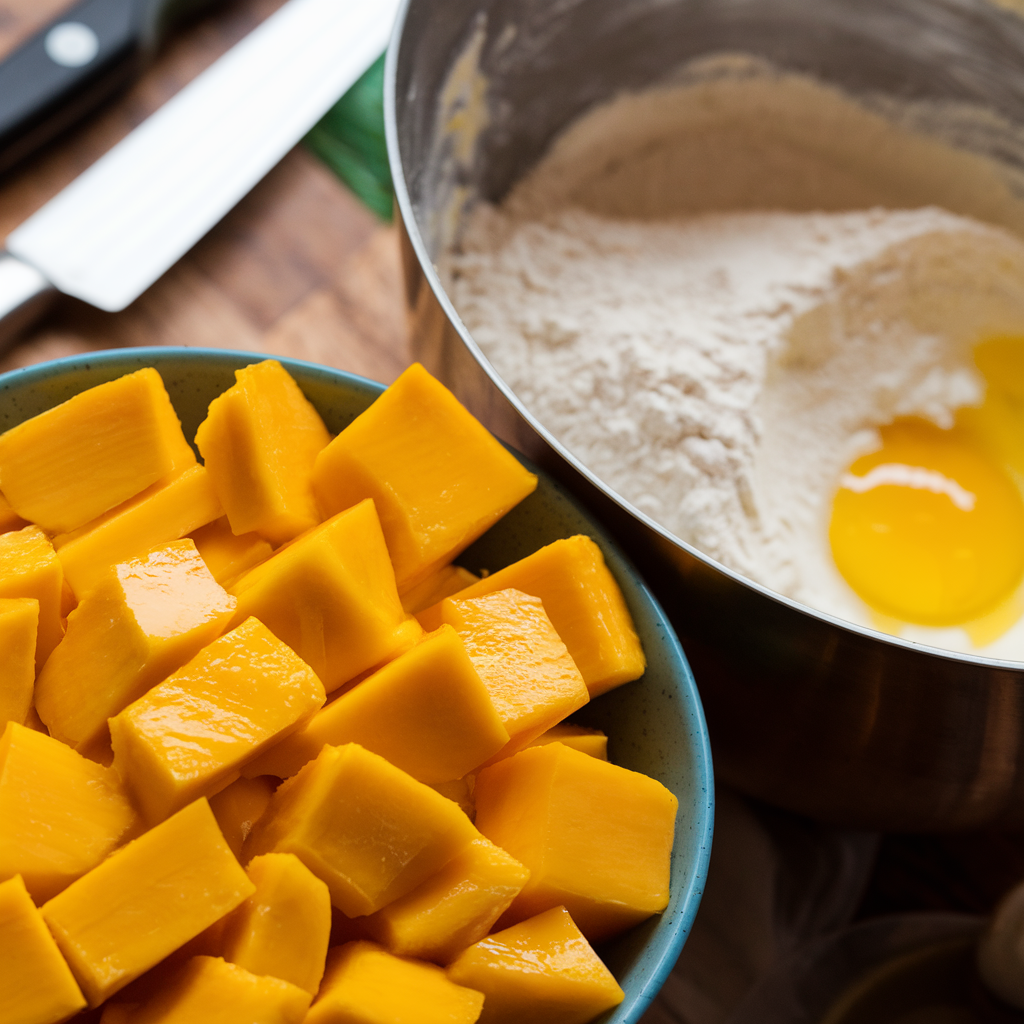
0;0;223;175
305;53;392;222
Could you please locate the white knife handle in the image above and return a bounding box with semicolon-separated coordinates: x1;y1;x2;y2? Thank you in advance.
0;253;55;349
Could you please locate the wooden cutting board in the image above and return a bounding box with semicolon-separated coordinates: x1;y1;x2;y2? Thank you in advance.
0;0;410;383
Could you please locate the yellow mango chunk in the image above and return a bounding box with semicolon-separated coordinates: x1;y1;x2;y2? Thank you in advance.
190;517;272;588
0;875;86;1024
276;611;427;714
245;744;480;918
429;775;475;818
195;359;331;545
447;906;624;1024
53;466;223;598
104;956;311;1024
362;837;530;965
23;707;46;734
110;617;325;824
527;726;608;760
0;723;138;903
0;491;27;534
228;499;408;692
59;579;76;618
442;589;589;761
400;564;479;614
312;363;538;590
0;599;37;729
0;526;64;668
221;853;331;995
421;536;645;697
209;776;276;861
306;941;484;1024
246;625;509;784
36;540;237;759
474;743;677;942
0;369;195;535
41;798;255;1007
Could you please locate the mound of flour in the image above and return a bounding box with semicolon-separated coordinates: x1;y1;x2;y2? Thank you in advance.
447;68;1024;635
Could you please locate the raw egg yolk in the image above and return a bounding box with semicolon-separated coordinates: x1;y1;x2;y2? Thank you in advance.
829;418;1024;627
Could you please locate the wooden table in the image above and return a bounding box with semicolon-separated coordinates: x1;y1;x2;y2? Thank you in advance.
0;0;410;383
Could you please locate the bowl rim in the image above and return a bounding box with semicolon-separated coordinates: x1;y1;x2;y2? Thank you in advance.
0;344;715;1023
382;0;1024;675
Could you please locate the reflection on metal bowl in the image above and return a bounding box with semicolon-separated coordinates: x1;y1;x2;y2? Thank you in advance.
385;0;1024;831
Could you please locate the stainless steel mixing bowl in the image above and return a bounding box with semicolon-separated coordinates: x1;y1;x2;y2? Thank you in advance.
385;0;1024;832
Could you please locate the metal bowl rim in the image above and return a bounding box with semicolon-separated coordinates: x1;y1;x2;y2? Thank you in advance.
382;0;1024;675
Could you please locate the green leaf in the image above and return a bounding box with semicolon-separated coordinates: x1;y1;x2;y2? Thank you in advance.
304;53;394;221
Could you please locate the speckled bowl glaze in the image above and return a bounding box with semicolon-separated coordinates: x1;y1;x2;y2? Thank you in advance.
0;346;714;1023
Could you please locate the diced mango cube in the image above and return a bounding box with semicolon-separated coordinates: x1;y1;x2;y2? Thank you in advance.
0;369;195;534
209;776;276;861
190;517;272;588
428;775;475;818
362;837;530;965
527;726;608;760
312;363;537;590
0;599;36;729
41;798;255;1006
0;723;138;903
36;540;237;758
195;360;331;545
287;613;427;713
53;465;223;598
105;956;311;1024
0;491;26;534
246;625;509;784
474;743;677;942
22;707;46;734
110;617;325;824
59;580;76;619
422;536;645;697
0;874;86;1024
442;589;589;761
245;744;480;918
221;853;331;995
0;526;64;667
447;906;624;1024
228;499;408;692
400;564;479;614
306;941;484;1024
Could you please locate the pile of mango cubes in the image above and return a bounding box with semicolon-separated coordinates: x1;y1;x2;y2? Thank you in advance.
0;360;678;1024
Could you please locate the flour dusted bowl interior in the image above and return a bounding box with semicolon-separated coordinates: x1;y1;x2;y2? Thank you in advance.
0;346;713;1024
387;0;1024;831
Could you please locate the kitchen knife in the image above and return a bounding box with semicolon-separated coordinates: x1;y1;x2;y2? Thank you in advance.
0;0;402;345
0;0;222;176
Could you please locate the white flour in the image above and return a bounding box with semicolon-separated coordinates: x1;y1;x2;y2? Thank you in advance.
446;65;1024;652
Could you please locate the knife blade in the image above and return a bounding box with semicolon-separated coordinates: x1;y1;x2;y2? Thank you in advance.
0;0;401;345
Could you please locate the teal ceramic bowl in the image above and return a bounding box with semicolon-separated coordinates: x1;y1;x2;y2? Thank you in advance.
0;347;714;1023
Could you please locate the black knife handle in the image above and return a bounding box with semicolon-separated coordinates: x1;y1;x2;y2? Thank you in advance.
0;0;211;175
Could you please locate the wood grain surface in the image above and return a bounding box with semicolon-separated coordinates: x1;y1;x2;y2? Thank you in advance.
0;0;410;383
